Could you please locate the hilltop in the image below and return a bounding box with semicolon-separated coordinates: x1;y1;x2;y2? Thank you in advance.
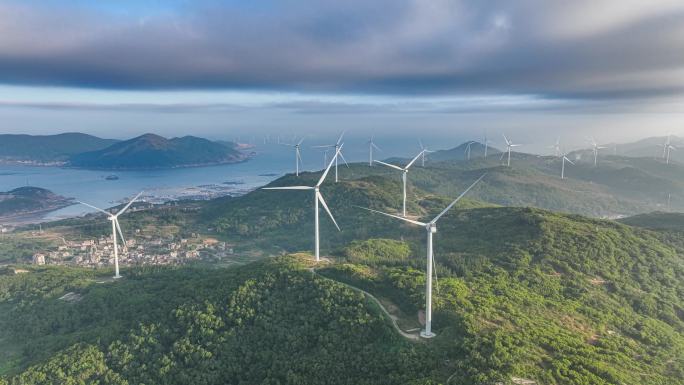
1;203;684;384
0;187;74;219
68;134;247;170
0;133;118;164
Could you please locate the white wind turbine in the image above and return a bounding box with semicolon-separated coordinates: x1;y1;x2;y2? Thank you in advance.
418;139;434;167
589;137;607;166
661;136;677;164
78;192;143;279
368;136;381;166
281;137;305;176
501;134;521;167
375;149;426;217
464;141;476;160
359;174;486;338
263;146;342;262
549;137;561;157
560;150;575;179
313;131;348;182
483;134;492;159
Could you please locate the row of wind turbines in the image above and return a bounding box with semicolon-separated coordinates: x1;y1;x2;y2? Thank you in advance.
266;132;487;339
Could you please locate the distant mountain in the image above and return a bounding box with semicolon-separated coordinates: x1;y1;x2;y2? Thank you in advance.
0;133;118;163
68;133;247;170
0;186;74;218
426;141;502;162
616;135;684;162
619;211;684;231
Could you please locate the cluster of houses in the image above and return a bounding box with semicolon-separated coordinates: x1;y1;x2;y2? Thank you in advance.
31;234;234;268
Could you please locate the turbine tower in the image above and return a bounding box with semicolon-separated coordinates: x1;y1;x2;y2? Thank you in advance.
662;136;676;164
549;137;561;157
589;137;607;166
375;149;426;217
78;192;143;279
464;141;476;160
367;136;381;166
263;146;342;262
560;151;574;179
313;131;348;182
501;134;521;167
359;174;486;338
418;140;434;167
483;135;491;159
281;137;305;176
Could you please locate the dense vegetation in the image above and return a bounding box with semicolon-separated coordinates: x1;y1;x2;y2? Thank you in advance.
0;258;437;384
2;203;684;384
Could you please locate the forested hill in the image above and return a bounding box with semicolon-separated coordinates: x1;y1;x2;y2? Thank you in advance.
2;203;684;384
68;133;247;170
0;133;117;163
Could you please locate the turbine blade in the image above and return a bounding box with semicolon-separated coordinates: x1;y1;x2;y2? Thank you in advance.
372;142;382;151
77;201;111;216
297;149;303;163
502;134;510;145
317;144;343;186
311;144;334;148
499;151;506;161
263;186;314;190
115;218;127;251
431;173;486;223
336;131;346;145
355;206;426;226
115;191;143;217
339;151;350;168
419;139;425;149
374;160;403;171
405;149;425;169
317;191;340;231
297;137;305;145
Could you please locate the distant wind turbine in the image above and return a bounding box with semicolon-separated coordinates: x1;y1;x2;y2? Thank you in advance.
661;136;676;164
464;141;476;160
589;137;607;166
78;192;143;279
313;131;349;182
375;149;426;217
359;174;486;338
501;134;521;167
549;137;561;157
263;146;342;262
281;137;305;176
560;151;575;179
368;136;381;166
418;139;434;167
483;134;493;159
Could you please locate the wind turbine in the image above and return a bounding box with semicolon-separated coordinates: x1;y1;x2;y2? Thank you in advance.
78;192;143;279
368;136;381;166
313;131;348;182
263;146;342;262
589;137;607;166
418;140;434;167
281;137;305;176
483;134;492;159
359;174;486;338
549;137;561;157
375;149;426;217
501;134;521;167
464;141;476;161
661;136;676;164
560;151;574;179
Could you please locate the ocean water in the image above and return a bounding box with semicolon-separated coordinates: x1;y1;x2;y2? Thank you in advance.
0;143;311;221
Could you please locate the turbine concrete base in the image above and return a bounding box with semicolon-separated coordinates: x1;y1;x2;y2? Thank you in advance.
113;275;123;279
420;330;436;339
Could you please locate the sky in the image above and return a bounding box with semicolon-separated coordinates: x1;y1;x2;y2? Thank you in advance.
0;0;683;152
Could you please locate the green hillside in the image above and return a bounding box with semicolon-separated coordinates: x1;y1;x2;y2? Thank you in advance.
2;204;684;384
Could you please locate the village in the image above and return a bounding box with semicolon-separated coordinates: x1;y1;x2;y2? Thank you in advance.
30;232;235;268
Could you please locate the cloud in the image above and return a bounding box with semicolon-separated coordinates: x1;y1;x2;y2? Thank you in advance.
0;0;683;99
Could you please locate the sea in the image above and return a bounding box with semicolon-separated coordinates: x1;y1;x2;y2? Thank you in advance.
0;141;400;223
